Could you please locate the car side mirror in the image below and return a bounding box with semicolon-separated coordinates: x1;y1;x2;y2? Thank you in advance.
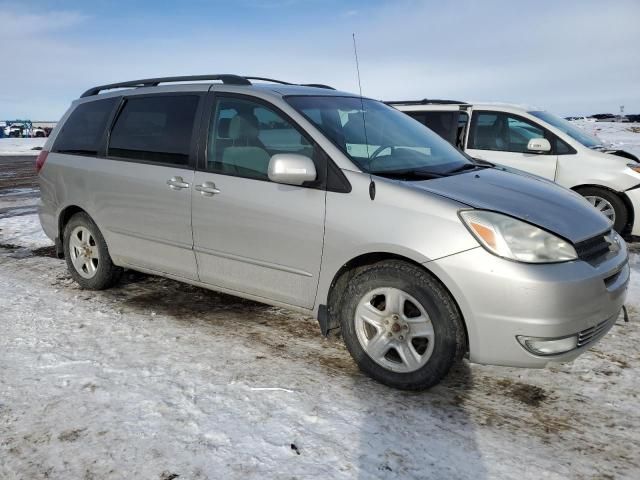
527;138;551;153
268;153;317;186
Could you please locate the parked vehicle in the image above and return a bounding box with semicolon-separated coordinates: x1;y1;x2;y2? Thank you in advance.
5;124;24;137
32;127;47;138
37;76;629;390
389;100;640;236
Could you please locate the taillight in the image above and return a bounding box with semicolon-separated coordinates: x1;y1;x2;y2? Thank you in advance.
35;150;49;173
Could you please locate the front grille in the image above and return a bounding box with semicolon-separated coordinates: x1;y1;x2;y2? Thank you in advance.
575;231;611;262
577;314;617;347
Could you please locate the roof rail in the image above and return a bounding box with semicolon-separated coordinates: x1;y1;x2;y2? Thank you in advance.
244;76;292;85
244;77;335;90
81;75;336;98
301;83;335;90
80;74;251;98
385;99;468;106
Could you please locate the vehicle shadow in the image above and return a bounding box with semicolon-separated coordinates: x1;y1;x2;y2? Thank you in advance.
348;360;488;479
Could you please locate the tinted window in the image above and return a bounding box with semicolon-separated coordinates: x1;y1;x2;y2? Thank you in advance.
469;112;545;153
109;95;199;165
207;97;315;180
422;111;459;146
53;98;118;155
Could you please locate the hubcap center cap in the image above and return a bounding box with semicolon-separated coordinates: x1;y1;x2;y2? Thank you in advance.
384;316;409;340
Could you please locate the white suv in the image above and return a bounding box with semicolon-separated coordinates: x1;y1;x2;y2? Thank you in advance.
389;100;640;236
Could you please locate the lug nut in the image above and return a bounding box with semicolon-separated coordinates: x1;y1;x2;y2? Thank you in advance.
387;332;392;337
392;314;399;321
399;335;404;340
403;324;408;330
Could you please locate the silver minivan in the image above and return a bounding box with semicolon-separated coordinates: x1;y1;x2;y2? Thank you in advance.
37;75;629;390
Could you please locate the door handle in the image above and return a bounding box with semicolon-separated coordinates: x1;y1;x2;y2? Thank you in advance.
195;182;221;196
167;176;190;190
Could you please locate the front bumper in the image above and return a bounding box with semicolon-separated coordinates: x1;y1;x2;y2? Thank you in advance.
426;243;629;368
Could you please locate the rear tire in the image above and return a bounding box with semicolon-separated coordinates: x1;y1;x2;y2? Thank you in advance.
339;260;464;390
64;212;122;290
576;187;628;233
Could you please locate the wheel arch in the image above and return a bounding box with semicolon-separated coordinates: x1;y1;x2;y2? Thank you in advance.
323;251;469;356
571;184;634;235
56;205;90;257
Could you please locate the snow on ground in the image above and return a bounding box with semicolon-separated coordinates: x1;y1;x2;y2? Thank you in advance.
0;137;46;155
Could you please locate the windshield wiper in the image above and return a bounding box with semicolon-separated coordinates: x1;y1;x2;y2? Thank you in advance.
446;163;479;174
370;168;444;180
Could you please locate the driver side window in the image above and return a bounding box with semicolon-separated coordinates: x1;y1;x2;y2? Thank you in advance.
207;97;315;180
469;112;546;154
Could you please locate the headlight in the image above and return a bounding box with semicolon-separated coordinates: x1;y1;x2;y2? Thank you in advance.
627;163;640;174
459;210;577;263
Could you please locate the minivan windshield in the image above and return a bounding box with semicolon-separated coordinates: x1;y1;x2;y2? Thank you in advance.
529;110;603;149
286;96;473;178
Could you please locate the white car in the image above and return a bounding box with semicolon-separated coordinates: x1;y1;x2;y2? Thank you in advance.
389;100;640;236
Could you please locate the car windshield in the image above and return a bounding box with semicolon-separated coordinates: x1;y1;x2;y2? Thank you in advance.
529;110;603;149
286;96;473;178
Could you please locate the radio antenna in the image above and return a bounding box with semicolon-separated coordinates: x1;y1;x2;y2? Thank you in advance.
352;32;375;200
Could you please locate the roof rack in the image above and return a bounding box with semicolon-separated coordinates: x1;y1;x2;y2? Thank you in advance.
244;77;335;90
81;75;251;98
81;75;335;97
385;99;468;106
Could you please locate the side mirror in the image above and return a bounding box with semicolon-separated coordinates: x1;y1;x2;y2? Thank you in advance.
527;138;551;153
268;153;317;186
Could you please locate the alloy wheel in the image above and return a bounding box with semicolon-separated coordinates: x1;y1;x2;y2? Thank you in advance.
69;226;100;279
585;195;616;223
354;287;435;373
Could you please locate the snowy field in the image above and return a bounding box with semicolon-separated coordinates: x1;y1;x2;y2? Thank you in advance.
572;120;640;157
1;124;640;479
0;137;47;155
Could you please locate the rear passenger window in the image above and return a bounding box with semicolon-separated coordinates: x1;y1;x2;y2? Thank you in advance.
207;97;315;180
421;111;460;147
53;98;118;156
108;95;199;166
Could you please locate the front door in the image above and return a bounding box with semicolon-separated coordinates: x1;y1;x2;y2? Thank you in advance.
465;110;558;180
191;94;326;308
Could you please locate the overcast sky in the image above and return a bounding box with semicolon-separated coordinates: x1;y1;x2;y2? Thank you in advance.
1;0;639;120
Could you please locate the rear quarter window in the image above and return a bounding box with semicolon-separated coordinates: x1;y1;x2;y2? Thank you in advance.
52;98;119;156
108;95;200;166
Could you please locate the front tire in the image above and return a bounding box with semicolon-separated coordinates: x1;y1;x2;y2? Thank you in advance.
64;212;122;290
339;260;464;390
577;187;628;233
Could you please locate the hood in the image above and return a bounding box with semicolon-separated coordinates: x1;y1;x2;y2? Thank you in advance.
411;168;611;243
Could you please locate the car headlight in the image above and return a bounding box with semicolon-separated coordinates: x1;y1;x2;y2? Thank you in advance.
459;210;577;263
